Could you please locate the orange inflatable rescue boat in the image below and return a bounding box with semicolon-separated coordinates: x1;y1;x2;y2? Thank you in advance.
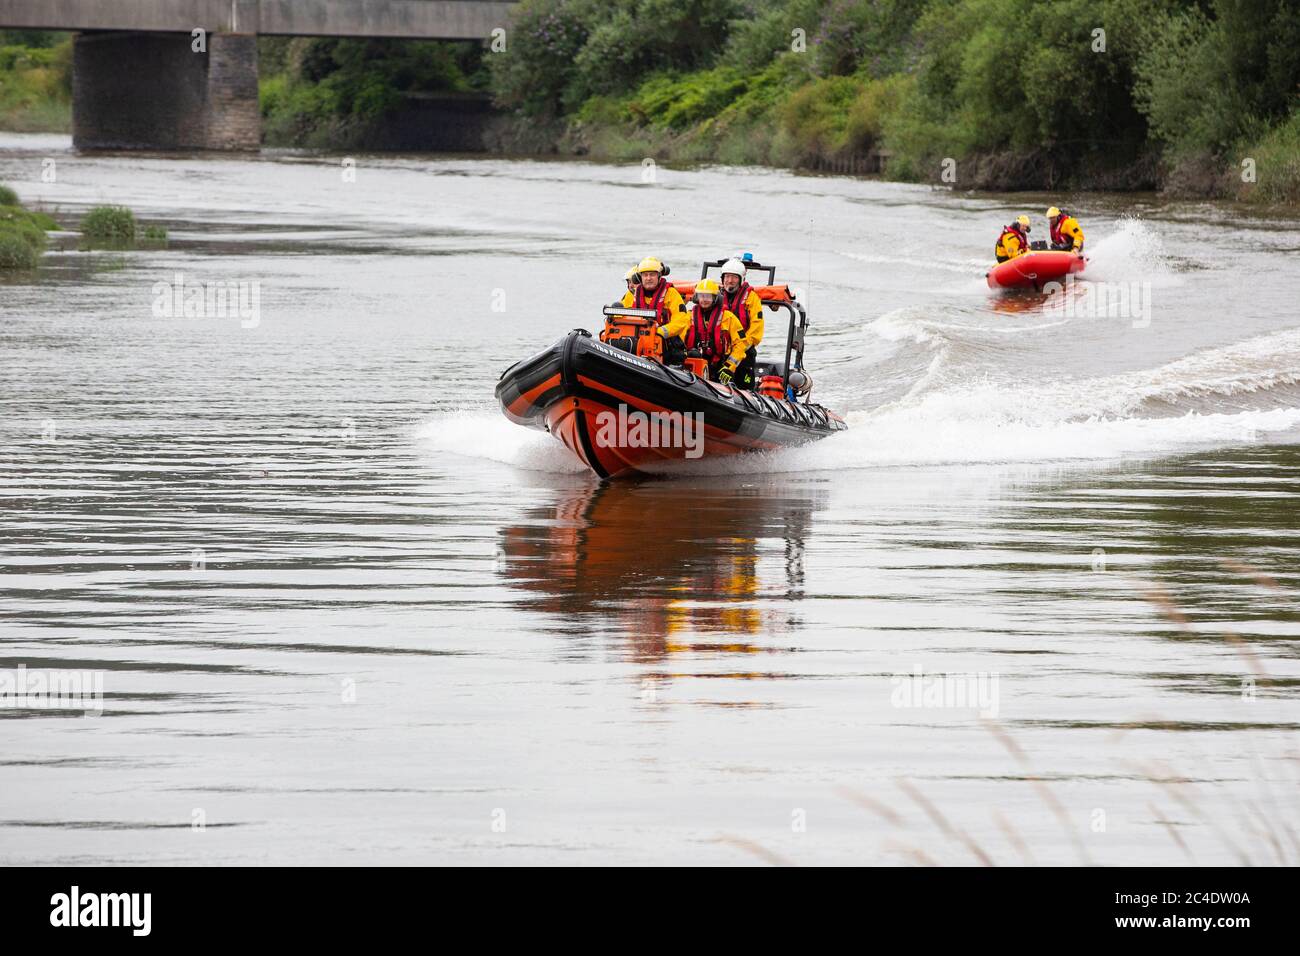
986;249;1086;290
495;256;846;479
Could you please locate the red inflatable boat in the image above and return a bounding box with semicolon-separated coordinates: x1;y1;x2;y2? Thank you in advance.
986;250;1086;290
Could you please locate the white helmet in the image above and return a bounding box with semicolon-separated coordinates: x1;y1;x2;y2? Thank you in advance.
719;258;746;281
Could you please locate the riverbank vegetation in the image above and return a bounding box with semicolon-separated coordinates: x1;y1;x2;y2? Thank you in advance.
81;206;136;241
80;205;167;247
0;31;72;132
0;183;58;270
3;8;1294;202
258;37;488;148
487;0;1300;202
0;193;171;270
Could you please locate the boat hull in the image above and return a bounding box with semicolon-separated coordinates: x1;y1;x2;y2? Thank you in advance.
495;331;846;479
986;250;1086;290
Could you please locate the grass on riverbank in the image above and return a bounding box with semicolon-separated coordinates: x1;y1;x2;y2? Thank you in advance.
0;183;59;271
81;206;136;242
0;193;172;270
0;34;72;133
563;63;926;176
1240;111;1300;206
79;205;168;249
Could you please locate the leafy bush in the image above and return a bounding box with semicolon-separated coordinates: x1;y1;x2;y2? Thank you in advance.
627;68;750;129
846;74;911;147
81;206;136;241
0;34;72;131
488;1;590;116
0;204;57;234
321;39;475;113
723;0;811;67
258;36;483;144
261;73;341;133
715;57;809;125
1132;6;1230;156
864;0;1160;181
0;202;52;270
0;230;39;269
877;72;959;180
0;183;17;206
23;208;59;231
808;0;926;77
491;0;741;116
1241;109;1300;205
779;75;870;160
1133;0;1300;158
0;30;63;48
0;209;47;248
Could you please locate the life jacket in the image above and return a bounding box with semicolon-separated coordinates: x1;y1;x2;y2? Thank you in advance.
1050;212;1071;248
686;298;732;363
721;282;755;331
634;280;670;325
996;225;1026;259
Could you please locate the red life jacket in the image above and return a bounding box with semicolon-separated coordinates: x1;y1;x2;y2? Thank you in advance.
1050;212;1070;247
634;280;670;325
721;282;754;331
686;299;732;362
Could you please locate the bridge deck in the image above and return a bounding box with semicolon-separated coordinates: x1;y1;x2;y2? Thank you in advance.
0;0;514;40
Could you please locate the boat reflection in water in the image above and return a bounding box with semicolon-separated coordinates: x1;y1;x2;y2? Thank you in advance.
986;289;1049;315
986;276;1099;318
497;477;828;662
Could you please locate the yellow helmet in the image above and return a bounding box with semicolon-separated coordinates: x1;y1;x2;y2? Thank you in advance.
1046;206;1061;219
637;256;665;275
694;278;720;297
1016;215;1031;230
624;266;638;281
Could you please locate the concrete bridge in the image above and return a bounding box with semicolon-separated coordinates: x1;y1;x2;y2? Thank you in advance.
0;1;516;150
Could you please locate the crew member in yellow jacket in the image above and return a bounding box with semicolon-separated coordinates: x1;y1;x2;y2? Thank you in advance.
621;257;689;345
685;278;751;383
1046;206;1084;254
995;215;1032;262
717;258;765;388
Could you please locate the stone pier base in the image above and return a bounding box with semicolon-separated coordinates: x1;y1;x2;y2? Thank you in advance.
72;31;260;151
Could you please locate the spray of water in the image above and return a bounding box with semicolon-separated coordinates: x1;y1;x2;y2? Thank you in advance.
1083;217;1178;286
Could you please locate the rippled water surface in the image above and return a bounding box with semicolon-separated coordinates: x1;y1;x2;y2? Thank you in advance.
2;133;1298;864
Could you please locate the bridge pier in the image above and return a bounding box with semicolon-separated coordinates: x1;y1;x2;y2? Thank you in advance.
73;31;260;151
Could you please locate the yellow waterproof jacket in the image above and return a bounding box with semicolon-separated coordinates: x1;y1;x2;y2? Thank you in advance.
721;286;765;356
622;284;689;339
1053;215;1084;253
995;227;1027;262
687;303;749;367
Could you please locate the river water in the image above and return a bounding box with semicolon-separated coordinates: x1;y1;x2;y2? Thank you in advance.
2;132;1298;865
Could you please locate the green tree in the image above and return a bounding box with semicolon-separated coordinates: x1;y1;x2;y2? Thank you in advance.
1133;0;1300;156
490;0;742;116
